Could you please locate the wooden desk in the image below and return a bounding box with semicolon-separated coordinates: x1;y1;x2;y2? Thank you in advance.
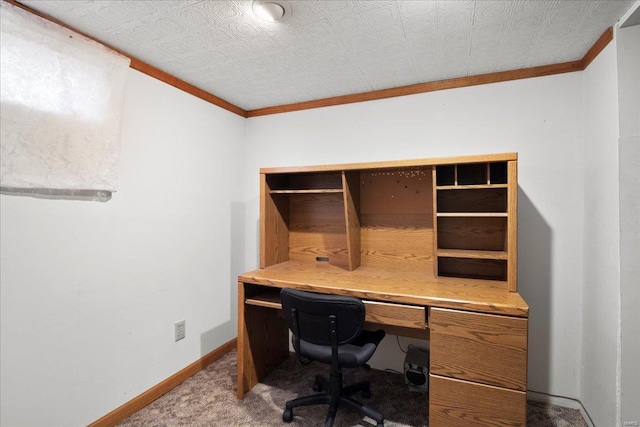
238;154;528;426
237;262;529;426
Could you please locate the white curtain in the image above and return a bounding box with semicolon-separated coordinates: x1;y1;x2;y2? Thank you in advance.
0;2;130;201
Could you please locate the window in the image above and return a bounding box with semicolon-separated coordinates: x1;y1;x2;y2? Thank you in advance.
0;2;130;201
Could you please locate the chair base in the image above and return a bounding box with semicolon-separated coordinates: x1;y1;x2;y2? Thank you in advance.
283;374;384;427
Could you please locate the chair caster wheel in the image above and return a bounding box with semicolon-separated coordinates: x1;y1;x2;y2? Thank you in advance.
313;381;323;392
283;408;293;423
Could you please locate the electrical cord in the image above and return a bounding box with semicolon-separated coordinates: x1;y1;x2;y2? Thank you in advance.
406;343;430;360
396;335;408;353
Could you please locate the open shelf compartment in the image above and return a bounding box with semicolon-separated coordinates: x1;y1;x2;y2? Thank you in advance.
435;161;509;187
266;172;343;192
436;188;507;213
438;257;507;281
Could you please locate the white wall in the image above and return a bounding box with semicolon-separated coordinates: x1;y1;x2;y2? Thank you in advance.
245;72;586;399
581;41;622;427
616;21;640;427
0;69;246;426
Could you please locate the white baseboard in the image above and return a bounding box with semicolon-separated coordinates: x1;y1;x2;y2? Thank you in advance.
527;390;595;427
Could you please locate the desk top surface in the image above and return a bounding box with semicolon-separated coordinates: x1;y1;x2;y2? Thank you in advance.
239;261;528;317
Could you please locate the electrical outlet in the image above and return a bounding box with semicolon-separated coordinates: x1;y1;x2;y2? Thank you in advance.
175;320;185;342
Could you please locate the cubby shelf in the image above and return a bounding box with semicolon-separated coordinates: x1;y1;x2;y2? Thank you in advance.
437;249;508;260
436;212;508;217
270;189;344;194
436;184;508;190
433;159;517;290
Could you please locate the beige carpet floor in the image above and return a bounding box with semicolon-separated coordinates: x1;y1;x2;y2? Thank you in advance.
117;350;587;426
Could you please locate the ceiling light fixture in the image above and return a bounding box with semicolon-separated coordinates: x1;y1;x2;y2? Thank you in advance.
252;1;290;23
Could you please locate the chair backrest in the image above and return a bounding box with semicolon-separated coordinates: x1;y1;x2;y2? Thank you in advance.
280;288;365;347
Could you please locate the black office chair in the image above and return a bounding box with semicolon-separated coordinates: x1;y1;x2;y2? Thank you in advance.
280;288;385;427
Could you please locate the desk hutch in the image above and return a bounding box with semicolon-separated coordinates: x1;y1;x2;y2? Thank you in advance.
237;153;529;426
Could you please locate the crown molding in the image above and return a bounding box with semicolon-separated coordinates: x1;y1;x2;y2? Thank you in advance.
247;26;613;117
246;61;584;117
581;27;614;69
7;0;613;119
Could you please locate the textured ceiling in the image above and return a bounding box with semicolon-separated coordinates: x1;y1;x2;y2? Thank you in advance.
19;0;635;111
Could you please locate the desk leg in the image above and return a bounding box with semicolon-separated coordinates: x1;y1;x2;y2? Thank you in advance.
237;282;289;399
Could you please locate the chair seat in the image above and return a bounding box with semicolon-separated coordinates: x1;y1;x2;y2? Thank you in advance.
295;329;385;369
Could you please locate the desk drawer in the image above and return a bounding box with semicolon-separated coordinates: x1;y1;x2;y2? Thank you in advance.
364;300;426;329
429;374;526;427
430;307;527;390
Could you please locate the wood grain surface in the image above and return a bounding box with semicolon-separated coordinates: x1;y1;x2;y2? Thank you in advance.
429;374;526;427
430;307;528;390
